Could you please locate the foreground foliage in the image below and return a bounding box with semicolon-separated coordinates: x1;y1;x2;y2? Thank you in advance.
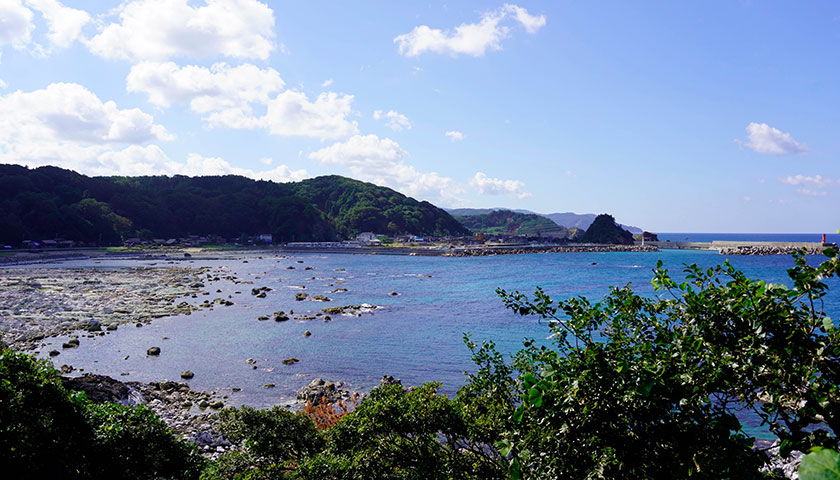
0;348;204;479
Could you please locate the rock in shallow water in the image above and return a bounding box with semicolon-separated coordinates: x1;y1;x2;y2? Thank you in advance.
147;346;161;356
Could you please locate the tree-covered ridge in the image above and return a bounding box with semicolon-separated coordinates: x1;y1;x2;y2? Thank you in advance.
454;210;571;238
0;165;467;246
287;175;469;238
580;213;634;245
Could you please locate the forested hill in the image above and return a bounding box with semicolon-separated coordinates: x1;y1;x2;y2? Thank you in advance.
454;210;572;238
0;165;468;247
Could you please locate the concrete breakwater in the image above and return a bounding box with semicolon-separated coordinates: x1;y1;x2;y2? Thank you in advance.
649;240;833;256
446;245;659;257
718;244;830;256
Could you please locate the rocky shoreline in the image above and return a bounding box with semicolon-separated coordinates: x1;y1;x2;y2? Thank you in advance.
0;265;213;350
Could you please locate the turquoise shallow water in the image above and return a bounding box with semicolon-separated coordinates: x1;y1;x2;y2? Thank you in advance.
27;249;839;438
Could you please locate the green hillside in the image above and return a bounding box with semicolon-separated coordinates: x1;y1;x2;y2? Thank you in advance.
0;165;468;247
455;210;570;238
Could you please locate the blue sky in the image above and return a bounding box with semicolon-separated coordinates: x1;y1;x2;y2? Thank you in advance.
0;1;838;233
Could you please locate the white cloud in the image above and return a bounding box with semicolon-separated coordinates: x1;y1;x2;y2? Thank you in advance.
264;90;358;140
0;1;34;52
0;83;172;172
373;109;411;131
127;62;357;139
780;174;839;187
503;4;546;33
127;61;284;129
179;153;308;182
309;134;458;201
87;0;275;61
445;130;464;142
0;79;6;89
321;78;334;88
394;4;545;57
469;172;531;198
737;122;806;155
796;189;828;197
25;0;90;48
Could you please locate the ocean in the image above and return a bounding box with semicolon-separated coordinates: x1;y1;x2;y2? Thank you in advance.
657;232;840;243
24;247;840;439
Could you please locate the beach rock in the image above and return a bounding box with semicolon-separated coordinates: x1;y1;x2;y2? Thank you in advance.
312;295;330;302
282;357;299;365
303;330;312;337
256;292;266;298
49;350;60;356
61;374;133;403
331;288;348;293
198;400;209;408
381;374;402;386
106;323;118;331
257;315;268;321
274;312;289;322
295;292;309;301
62;338;80;349
263;384;275;388
87;319;102;332
209;400;224;409
60;364;74;374
180;371;194;379
147;346;161;356
297;378;340;404
389;291;399;296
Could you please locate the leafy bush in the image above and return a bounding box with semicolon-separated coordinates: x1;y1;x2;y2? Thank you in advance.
86;402;204;480
0;346;204;479
0;348;92;477
491;250;840;478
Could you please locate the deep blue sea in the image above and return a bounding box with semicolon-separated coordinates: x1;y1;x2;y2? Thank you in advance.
658;232;840;243
25;247;840;439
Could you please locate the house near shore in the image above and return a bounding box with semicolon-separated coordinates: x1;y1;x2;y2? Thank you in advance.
356;232;381;246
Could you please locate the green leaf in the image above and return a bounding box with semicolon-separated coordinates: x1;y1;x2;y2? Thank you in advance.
799;448;840;480
512;405;525;423
510;457;522;480
495;439;513;457
527;388;543;407
823;317;834;331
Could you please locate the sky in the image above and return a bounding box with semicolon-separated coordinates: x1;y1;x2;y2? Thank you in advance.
0;0;838;233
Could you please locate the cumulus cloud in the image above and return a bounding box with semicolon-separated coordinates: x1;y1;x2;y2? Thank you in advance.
264;90;357;139
0;83;173;173
25;0;90;48
309;134;458;201
0;1;34;53
11;142;308;182
469;172;531;198
87;0;275;61
737;122;807;155
373;109;411;131
394;3;545;57
128;62;357;139
321;79;334;88
445;130;464;142
127;61;284;128
503;4;547;33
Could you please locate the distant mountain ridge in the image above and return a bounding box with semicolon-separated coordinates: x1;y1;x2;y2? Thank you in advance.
445;208;642;234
